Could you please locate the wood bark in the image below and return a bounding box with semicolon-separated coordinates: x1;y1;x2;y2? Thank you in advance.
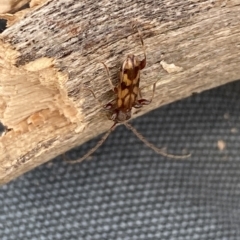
0;0;240;184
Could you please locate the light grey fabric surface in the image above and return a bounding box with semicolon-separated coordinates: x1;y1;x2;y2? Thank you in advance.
1;81;240;240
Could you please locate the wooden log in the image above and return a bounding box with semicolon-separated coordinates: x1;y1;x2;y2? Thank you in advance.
0;0;240;184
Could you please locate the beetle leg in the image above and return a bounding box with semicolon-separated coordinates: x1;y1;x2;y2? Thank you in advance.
104;98;117;110
137;28;146;70
81;88;104;107
105;102;114;110
100;62;115;93
134;82;156;107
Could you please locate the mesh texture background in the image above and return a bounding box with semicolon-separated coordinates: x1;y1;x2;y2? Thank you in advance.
1;80;240;240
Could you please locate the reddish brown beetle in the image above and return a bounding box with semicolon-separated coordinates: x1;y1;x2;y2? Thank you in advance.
68;29;190;163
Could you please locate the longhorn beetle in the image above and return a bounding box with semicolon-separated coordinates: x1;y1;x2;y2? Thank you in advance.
67;29;191;163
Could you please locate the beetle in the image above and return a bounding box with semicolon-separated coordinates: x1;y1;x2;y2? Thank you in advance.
67;29;190;163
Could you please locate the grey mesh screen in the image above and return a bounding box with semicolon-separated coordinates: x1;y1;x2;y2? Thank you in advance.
1;80;240;240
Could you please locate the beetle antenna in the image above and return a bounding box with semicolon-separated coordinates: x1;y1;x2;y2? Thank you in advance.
66;124;117;164
124;122;191;159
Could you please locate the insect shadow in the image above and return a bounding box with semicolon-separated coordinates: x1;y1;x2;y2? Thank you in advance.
67;28;191;163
